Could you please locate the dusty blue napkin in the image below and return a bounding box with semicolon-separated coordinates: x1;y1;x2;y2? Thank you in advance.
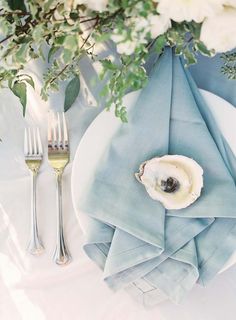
78;48;236;305
190;51;236;107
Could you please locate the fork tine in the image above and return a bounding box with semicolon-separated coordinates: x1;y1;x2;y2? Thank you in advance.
48;111;56;149
33;128;37;155
28;128;32;155
62;112;68;149
47;113;52;145
37;128;43;155
52;113;57;148
48;111;69;150
57;112;62;147
24;128;28;155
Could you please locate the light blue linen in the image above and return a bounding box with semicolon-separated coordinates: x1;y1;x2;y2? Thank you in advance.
78;48;236;305
190;51;236;107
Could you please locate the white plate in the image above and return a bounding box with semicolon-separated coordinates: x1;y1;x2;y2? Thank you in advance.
71;89;236;274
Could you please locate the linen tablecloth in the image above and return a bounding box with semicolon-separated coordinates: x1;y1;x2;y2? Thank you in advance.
0;46;236;318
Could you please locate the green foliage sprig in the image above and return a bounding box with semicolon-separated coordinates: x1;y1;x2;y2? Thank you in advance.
0;0;226;121
221;52;236;80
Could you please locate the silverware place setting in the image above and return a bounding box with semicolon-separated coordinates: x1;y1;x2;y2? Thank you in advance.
24;111;71;266
24;127;45;256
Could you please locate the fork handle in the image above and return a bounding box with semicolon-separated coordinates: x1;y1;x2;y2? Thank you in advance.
27;171;44;255
53;172;71;266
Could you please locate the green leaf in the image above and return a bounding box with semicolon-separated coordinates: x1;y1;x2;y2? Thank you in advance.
63;35;78;51
54;36;66;46
32;24;45;42
15;43;29;64
183;48;197;66
154;35;166;54
28;2;38;17
38;45;45;61
43;0;55;12
100;59;117;71
24;77;34;89
10;81;27;116
120;106;128;123
62;49;73;64
190;23;201;39
100;84;109;97
194;41;212;57
70;12;79;21
18;74;35;88
0;19;12;35
7;0;26;11
64;75;80;112
94;33;110;42
48;46;59;63
175;45;183;55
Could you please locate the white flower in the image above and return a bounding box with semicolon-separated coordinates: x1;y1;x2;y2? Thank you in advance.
224;0;236;7
149;14;171;39
129;14;171;39
116;40;137;55
135;155;203;210
75;0;109;11
111;18;147;55
200;6;236;53
111;33;125;43
111;30;138;55
133;16;150;32
111;10;171;56
157;0;224;23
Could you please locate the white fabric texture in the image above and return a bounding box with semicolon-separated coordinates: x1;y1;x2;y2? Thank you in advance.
0;55;236;319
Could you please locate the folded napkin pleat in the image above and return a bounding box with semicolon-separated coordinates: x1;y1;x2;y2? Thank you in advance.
167;54;236;218
78;48;236;305
196;218;236;284
185;67;236;182
80;49;174;249
83;218;114;269
144;243;199;303
103;217;212;292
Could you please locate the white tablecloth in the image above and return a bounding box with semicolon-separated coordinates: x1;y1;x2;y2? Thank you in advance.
1;57;236;320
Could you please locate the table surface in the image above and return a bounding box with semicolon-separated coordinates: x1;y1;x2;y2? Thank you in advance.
1;53;236;320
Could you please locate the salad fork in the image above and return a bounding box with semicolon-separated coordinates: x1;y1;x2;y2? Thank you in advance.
48;112;71;266
24;127;44;255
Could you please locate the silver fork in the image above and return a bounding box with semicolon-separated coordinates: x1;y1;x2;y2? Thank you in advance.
48;112;71;266
24;127;44;255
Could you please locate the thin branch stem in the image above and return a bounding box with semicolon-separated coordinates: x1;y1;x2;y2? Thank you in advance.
49;17;98;85
0;34;13;44
80;16;98;24
86;43;95;52
80;16;99;48
0;11;31;17
49;64;69;84
80;33;91;50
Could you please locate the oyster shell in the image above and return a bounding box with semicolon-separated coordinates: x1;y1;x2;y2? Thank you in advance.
135;155;203;210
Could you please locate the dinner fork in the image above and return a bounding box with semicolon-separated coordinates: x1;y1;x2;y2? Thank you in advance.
24;127;44;255
48;112;71;266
